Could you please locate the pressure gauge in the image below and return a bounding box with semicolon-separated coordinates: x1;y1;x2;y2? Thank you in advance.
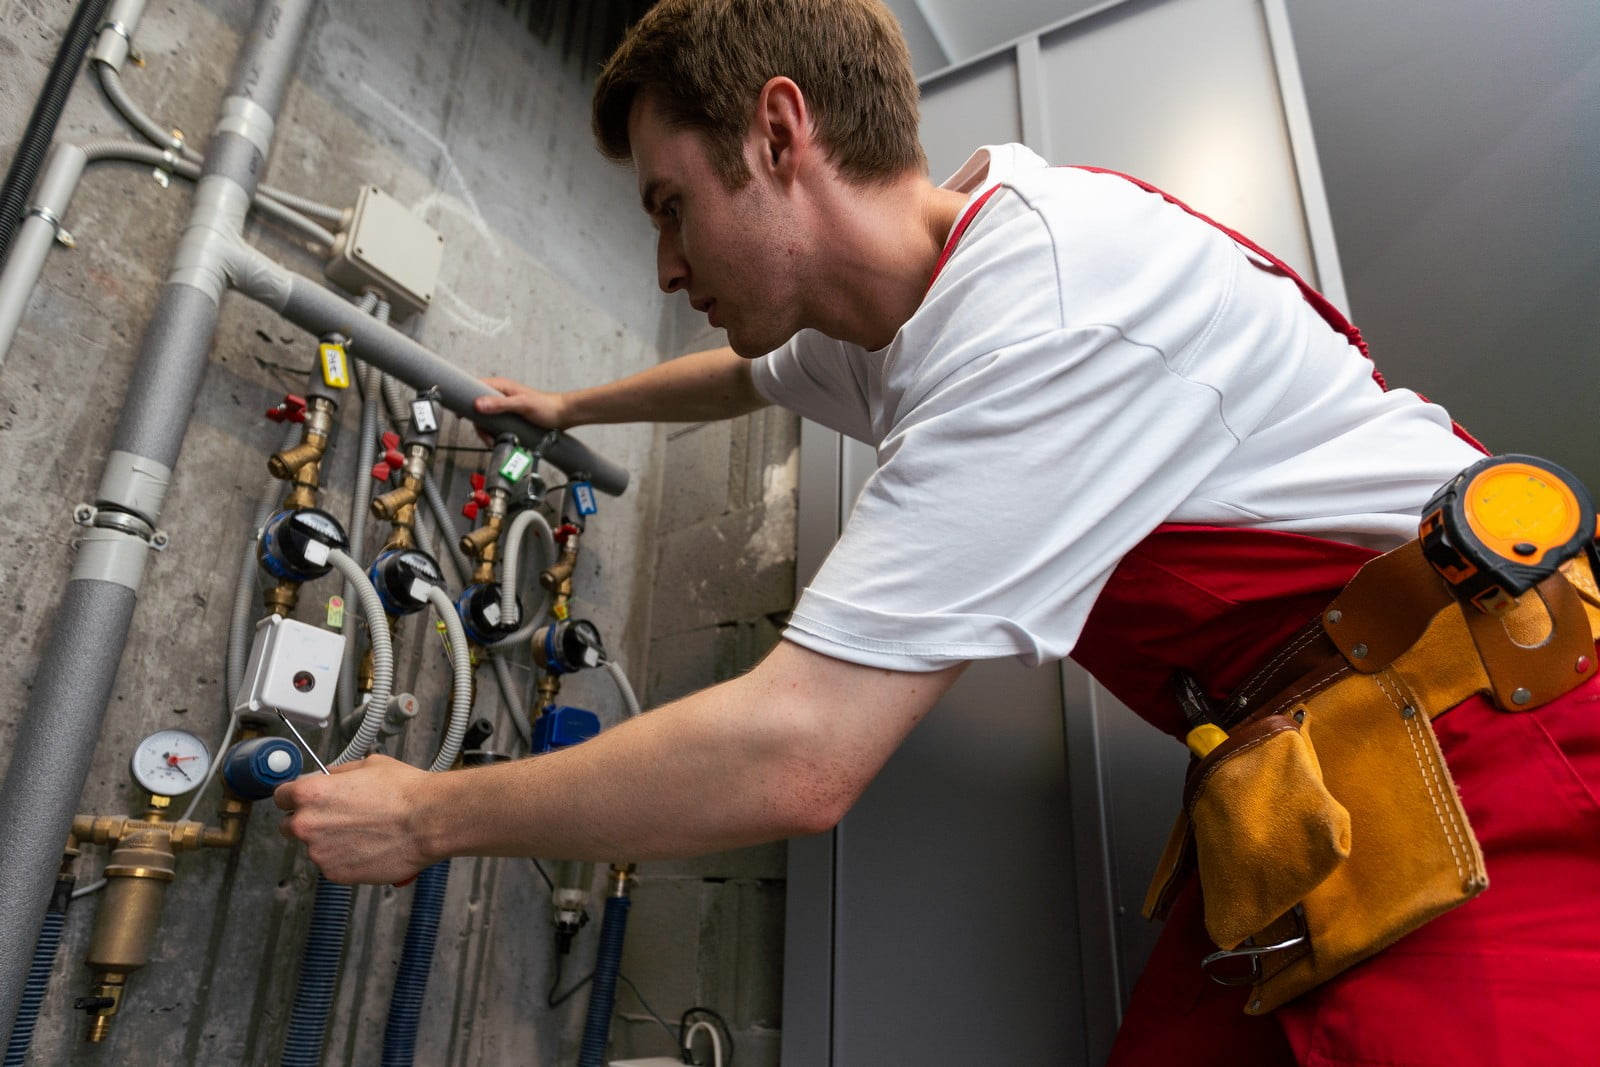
130;729;212;797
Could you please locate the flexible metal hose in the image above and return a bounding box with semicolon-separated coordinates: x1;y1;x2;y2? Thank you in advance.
493;507;556;639
424;584;472;773
329;548;395;766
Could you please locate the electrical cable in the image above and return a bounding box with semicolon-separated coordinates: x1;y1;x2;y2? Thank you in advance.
617;972;680;1048
683;1020;725;1067
0;0;110;265
679;1007;735;1067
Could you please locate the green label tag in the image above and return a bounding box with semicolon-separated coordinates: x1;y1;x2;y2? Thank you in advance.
326;595;345;629
499;447;533;482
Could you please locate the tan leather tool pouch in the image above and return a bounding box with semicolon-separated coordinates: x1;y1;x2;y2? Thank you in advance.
1142;548;1600;1016
1235;674;1487;1015
1183;714;1351;953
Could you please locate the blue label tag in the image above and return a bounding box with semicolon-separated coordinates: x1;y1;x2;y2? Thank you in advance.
571;482;597;516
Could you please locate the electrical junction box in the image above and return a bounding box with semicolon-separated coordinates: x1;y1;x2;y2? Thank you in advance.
323;184;444;319
233;615;346;727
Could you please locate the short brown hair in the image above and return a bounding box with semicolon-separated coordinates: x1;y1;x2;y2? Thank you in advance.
593;0;926;189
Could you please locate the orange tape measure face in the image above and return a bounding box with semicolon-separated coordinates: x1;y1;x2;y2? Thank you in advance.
1462;461;1584;567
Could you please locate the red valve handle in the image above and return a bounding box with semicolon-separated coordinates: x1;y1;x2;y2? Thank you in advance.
372;462;394;481
462;501;480;520
266;394;307;423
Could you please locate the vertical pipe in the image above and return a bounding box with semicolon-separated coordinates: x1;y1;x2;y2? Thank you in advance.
0;0;317;1039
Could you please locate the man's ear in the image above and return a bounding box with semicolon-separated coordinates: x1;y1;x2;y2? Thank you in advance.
752;76;811;183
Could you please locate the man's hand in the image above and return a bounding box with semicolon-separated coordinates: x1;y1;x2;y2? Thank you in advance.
475;376;567;430
274;755;435;884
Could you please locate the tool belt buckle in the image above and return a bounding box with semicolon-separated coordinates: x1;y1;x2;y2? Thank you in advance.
1200;905;1308;987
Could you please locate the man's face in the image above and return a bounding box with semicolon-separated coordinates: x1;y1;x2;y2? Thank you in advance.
629;93;800;357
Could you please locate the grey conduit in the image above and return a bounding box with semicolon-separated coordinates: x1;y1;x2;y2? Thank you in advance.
412;464;532;747
424;584;473;773
329;548;395;766
334;295;383;733
603;660;643;720
0;138;332;367
91;1;342;227
494;508;556;638
0;0;317;1036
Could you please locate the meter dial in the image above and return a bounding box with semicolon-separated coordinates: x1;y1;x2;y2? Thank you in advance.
130;729;212;796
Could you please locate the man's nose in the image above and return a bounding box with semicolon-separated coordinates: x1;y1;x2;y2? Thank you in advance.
657;236;687;294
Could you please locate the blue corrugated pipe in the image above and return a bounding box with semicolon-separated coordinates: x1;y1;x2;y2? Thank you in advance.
280;874;353;1067
380;860;451;1066
3;910;64;1066
577;892;632;1067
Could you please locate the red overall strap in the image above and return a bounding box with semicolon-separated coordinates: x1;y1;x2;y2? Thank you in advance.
927;183;1001;291
1072;165;1488;454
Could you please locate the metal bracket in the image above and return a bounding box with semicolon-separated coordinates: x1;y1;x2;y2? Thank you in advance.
72;504;169;551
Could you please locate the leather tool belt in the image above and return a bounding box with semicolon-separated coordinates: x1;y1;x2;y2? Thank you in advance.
1143;541;1600;1015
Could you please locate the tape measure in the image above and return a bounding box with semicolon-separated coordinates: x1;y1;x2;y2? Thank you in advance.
1419;454;1597;615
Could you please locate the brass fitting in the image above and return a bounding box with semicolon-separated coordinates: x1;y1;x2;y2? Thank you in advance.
71;792;255;1042
268;397;336;482
540;533;581;595
264;579;299;619
536;673;561;712
606;863;636;898
462;491;508;587
80;816;180;1042
372;444;430;523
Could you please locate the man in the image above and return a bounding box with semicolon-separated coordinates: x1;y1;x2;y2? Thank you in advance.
277;2;1600;1063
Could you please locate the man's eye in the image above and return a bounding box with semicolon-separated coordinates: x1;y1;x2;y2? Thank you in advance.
664;200;680;221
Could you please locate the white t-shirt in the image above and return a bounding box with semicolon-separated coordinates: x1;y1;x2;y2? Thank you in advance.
750;144;1483;672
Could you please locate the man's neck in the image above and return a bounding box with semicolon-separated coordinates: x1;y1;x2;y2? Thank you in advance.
800;173;971;352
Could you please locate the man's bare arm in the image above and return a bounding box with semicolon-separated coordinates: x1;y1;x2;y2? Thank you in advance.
274;640;964;883
474;345;765;430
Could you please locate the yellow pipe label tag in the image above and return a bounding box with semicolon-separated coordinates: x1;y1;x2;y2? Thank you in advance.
319;343;350;389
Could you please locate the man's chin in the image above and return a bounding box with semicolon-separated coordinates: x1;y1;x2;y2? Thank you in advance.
728;328;797;359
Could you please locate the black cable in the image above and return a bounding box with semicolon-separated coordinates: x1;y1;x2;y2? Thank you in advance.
0;0;111;266
528;856;555;891
547;957;592;1009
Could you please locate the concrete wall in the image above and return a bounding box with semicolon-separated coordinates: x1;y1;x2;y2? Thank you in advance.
0;0;790;1063
610;319;798;1066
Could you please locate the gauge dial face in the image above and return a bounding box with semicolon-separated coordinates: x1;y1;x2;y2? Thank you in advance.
130;729;212;796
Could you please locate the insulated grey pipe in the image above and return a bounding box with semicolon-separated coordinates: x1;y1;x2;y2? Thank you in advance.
0;0;316;1038
272;274;629;497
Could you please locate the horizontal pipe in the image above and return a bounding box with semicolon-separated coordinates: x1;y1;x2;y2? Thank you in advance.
269;267;629;496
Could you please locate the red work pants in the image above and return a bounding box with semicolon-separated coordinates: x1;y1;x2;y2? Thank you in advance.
1109;666;1600;1066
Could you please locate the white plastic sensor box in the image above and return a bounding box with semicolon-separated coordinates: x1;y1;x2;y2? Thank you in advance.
233;616;346;727
324;185;444;319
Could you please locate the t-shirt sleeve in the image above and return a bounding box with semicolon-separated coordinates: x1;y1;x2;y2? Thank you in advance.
750;331;876;443
781;175;1275;671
